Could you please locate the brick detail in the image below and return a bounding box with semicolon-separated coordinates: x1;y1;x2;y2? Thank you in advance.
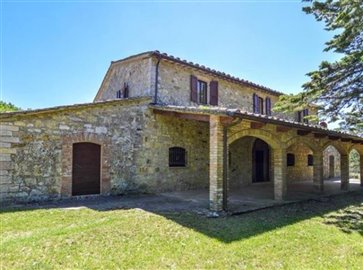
273;148;287;200
209;115;225;211
61;133;111;197
313;152;324;192
340;154;349;191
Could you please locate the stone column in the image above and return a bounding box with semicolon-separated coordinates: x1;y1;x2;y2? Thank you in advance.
313;152;324;192
340;154;349;191
360;154;363;187
209;115;225;212
273;148;287;201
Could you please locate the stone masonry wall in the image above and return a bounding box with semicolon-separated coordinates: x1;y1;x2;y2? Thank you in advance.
0;99;151;202
156;60;296;121
286;143;313;182
95;57;153;102
136;111;210;192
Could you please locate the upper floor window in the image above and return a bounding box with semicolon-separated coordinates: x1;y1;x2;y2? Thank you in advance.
253;94;272;115
197;80;208;104
297;109;309;123
116;83;129;99
190;75;219;106
169;147;186;167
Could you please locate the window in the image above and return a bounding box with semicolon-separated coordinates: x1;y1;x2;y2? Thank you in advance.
265;97;272;116
169;147;186;167
287;153;295;166
297;109;309;123
253;93;268;115
116;90;122;99
307;155;313;166
197;80;208;104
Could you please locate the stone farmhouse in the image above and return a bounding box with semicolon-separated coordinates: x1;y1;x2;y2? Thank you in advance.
1;51;363;211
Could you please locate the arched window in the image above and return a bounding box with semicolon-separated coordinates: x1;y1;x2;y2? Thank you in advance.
169;147;186;167
287;153;295;166
307;154;314;166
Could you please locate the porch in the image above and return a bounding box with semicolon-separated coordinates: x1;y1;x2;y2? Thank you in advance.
162;178;362;214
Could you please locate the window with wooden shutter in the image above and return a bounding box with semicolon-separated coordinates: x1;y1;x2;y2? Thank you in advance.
209;81;218;106
258;97;264;114
297;111;302;122
303;109;309;124
116;90;122;99
190;75;198;102
266;97;272;116
123;83;129;98
197;80;208;104
253;93;259;113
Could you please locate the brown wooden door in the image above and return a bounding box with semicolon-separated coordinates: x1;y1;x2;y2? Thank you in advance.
72;143;101;196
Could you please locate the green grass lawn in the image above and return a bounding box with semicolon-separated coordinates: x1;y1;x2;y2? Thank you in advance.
1;193;363;270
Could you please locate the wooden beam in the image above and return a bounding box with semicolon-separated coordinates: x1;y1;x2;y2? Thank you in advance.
220;116;234;126
351;140;362;144
276;126;291;132
250;122;266;129
153;109;209;122
341;138;351;142
314;133;326;138
328;136;340;141
297;130;311;136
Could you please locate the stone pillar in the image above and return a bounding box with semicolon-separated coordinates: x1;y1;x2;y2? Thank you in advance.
209;115;225;212
313;152;324;192
340;154;349;191
273;148;287;201
360;154;363;187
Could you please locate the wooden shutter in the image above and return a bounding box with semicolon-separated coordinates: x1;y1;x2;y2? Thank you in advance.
297;111;302;122
190;75;198;102
266;97;271;115
209;81;218;106
253;93;258;113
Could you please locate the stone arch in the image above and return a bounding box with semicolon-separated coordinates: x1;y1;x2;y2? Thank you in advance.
348;144;363;156
285;136;321;154
228;129;281;150
61;132;111;197
322;141;348;155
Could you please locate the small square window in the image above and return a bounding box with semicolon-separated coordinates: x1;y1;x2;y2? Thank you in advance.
287;153;295;166
169;147;186;167
307;155;314;166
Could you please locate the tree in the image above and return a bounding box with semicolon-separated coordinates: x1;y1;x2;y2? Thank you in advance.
0;101;21;112
274;0;363;135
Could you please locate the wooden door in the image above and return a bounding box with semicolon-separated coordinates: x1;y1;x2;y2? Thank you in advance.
72;143;101;196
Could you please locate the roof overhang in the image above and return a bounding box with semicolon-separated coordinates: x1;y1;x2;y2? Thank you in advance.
150;104;363;144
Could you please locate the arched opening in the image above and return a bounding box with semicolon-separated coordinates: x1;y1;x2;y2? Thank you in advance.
349;149;361;185
285;142;315;199
72;142;101;196
228;136;274;203
323;145;341;182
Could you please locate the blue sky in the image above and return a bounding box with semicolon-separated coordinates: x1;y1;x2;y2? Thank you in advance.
2;0;337;110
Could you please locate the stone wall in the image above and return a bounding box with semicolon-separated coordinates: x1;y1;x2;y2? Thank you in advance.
95;57;153;102
323;145;341;179
0;98;151;202
286;143;313;182
136;111;210;192
229;136;254;188
156;60;296;121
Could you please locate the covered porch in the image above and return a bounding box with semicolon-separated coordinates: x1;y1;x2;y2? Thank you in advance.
151;105;363;213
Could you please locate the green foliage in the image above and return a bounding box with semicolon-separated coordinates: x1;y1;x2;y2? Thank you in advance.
0;101;21;112
274;0;363;133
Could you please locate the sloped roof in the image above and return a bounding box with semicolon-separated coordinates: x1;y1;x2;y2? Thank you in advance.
111;50;284;96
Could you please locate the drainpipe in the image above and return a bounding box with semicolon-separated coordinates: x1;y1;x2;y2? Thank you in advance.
222;114;242;211
153;56;161;104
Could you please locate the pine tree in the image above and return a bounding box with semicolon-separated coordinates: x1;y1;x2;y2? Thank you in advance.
274;0;363;135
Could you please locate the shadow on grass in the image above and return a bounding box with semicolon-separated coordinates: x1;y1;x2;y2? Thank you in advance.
1;191;362;243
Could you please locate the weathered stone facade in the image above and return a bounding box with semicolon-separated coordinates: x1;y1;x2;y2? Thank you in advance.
1;51;362;209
